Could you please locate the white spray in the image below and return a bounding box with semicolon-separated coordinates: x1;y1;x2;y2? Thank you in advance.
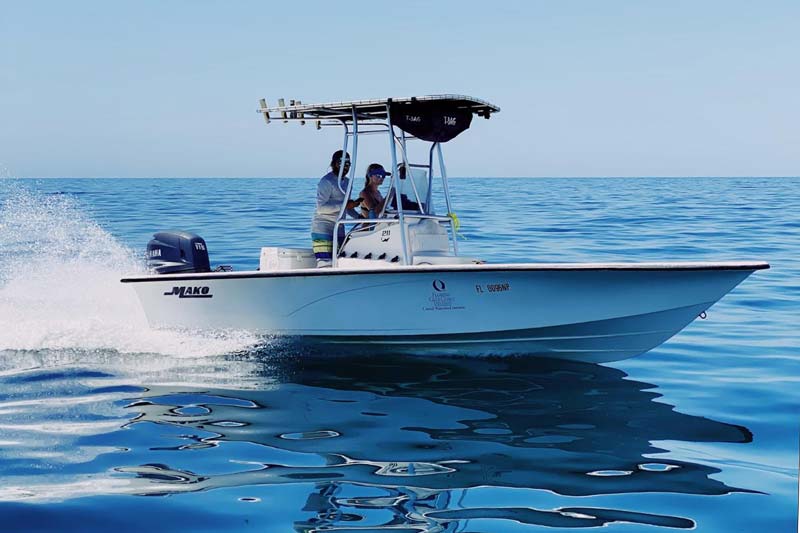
0;181;260;358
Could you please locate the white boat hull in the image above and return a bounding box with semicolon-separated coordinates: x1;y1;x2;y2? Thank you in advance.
122;262;767;363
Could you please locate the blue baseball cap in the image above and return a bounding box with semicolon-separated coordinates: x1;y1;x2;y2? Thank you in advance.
368;164;389;178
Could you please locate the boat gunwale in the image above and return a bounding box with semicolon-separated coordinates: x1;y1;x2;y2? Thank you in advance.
120;261;770;283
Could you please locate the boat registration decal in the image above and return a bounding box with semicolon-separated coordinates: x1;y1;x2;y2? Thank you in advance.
163;286;213;299
475;282;510;294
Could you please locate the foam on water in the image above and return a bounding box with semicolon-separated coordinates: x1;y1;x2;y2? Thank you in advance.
0;181;259;358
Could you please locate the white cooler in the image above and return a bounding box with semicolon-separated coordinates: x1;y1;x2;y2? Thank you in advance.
259;247;316;271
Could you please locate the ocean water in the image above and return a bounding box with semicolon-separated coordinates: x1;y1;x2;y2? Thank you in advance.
0;177;797;532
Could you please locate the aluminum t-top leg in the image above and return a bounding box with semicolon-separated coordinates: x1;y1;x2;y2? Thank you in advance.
437;143;458;255
386;105;409;266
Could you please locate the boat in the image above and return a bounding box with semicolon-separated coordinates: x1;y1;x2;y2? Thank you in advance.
121;95;768;362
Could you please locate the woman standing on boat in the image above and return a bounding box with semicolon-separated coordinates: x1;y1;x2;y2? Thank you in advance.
311;150;362;267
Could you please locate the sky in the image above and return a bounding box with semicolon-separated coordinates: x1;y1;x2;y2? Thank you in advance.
0;0;797;178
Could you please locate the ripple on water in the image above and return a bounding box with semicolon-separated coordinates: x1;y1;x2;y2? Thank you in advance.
279;430;341;440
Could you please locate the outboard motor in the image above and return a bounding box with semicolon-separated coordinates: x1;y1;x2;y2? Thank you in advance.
146;231;211;274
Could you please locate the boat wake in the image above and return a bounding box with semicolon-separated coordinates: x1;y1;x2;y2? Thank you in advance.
0;181;260;362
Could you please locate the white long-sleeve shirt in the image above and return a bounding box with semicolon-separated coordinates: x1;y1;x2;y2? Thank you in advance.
311;172;350;235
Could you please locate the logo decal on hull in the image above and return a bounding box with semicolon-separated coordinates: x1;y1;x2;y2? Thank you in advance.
163;286;213;298
424;279;464;312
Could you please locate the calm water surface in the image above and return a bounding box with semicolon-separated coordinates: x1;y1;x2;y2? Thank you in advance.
0;177;797;531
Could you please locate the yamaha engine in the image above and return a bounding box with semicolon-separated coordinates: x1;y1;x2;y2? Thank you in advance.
146;231;211;274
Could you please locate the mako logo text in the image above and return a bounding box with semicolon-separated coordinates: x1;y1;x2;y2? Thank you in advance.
163;286;213;298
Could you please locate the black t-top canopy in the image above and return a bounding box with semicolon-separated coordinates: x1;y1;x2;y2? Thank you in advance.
259;95;499;142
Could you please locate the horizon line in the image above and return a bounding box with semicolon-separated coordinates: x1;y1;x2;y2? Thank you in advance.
7;175;800;180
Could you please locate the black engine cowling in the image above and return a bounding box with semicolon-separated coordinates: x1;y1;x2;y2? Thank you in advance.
146;231;210;274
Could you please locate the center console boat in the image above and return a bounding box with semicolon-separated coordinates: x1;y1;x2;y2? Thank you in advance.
121;95;768;362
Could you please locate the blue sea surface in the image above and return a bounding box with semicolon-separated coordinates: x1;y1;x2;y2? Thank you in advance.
0;177;797;532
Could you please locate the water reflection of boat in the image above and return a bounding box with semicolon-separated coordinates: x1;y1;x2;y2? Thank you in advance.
122;355;752;531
